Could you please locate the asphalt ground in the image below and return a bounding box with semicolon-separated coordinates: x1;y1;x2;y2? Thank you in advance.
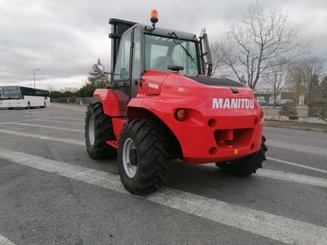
0;103;326;245
265;120;327;133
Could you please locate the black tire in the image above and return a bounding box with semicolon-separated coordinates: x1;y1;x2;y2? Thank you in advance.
118;120;169;195
216;136;268;177
85;102;116;159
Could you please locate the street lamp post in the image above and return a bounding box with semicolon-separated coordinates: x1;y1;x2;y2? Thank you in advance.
33;68;40;88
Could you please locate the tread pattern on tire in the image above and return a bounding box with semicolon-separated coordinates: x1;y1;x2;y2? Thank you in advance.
85;102;116;159
118;120;169;195
217;136;268;177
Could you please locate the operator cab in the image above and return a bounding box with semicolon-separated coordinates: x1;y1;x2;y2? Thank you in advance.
113;25;201;90
109;11;212;115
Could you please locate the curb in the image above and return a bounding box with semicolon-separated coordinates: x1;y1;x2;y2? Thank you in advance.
264;121;327;133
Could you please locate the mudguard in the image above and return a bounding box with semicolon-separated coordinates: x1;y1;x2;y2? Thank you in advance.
93;89;121;117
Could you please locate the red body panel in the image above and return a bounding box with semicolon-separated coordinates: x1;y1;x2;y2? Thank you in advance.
93;89;121;117
98;70;264;164
111;117;127;141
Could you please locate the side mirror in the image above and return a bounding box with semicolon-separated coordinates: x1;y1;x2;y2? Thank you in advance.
199;28;213;76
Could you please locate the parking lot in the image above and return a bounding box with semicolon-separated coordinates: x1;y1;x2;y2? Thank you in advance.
0;103;327;244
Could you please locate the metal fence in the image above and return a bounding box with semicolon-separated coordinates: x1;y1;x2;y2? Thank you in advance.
51;97;93;105
262;105;327;124
261;106;308;117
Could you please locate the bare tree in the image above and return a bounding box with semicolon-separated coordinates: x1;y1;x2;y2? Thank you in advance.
288;63;306;105
265;59;292;107
298;57;322;86
210;42;233;78
213;1;304;89
209;42;219;77
301;58;322;108
288;57;323;106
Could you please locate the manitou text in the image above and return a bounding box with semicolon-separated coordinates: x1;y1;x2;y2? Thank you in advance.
212;98;255;109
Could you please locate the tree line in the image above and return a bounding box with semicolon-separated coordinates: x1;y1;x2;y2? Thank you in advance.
51;1;326;118
210;1;326;118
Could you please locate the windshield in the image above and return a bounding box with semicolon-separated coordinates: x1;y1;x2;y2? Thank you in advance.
0;87;21;100
145;34;199;75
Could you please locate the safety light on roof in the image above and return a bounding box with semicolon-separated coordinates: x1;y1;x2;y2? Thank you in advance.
150;9;158;29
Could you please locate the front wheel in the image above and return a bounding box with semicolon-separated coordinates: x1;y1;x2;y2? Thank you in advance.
216;136;268;177
118;120;169;195
85;102;116;159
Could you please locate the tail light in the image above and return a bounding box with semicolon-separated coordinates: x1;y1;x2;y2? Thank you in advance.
175;109;188;121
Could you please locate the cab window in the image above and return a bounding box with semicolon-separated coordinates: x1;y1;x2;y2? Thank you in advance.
114;32;132;80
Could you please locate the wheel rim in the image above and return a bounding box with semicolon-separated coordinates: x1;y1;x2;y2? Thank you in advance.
122;138;137;178
88;116;95;146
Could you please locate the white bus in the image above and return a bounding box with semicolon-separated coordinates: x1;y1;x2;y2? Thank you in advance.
0;86;50;109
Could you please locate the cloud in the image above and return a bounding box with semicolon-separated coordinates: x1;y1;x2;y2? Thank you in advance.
0;0;326;90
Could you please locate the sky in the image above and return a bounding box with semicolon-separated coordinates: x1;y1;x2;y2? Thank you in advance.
0;0;326;91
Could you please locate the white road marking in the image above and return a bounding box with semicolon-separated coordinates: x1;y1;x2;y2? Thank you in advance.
268;139;327;157
0;118;54;125
0;129;84;146
267;156;327;174
0;129;326;189
0;235;16;245
0;148;327;244
10;123;84;133
0;117;83;126
47;118;84;122
208;163;327;189
257;169;327;188
34;119;84;126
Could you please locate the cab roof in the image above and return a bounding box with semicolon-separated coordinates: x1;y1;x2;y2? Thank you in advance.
109;18;198;41
137;24;198;41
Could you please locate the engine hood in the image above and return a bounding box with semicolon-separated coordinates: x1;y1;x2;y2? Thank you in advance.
187;76;244;88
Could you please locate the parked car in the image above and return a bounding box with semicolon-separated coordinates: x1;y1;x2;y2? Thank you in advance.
268;99;294;106
256;99;267;106
277;99;294;106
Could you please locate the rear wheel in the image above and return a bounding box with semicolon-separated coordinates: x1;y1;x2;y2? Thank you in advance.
216;136;267;177
118;120;169;195
85;102;116;159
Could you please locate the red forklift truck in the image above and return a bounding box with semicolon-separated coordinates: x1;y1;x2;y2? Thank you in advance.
85;10;267;194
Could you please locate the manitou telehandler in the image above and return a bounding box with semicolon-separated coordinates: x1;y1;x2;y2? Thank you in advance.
85;10;267;194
